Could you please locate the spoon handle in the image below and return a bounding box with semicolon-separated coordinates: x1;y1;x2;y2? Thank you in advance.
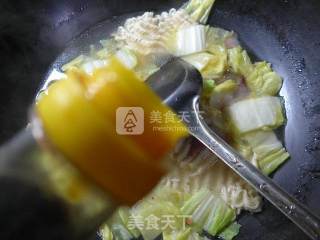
188;96;320;240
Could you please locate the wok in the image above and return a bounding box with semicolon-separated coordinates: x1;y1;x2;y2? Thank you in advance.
0;0;319;239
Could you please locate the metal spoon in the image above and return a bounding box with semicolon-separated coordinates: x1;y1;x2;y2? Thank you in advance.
146;58;320;240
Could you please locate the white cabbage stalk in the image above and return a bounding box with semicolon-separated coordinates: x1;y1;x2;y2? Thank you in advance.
182;52;213;70
244;131;290;174
218;222;241;240
237;131;290;175
228;96;284;133
177;24;206;56
182;50;227;79
182;0;216;24
259;148;290;175
244;131;283;159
